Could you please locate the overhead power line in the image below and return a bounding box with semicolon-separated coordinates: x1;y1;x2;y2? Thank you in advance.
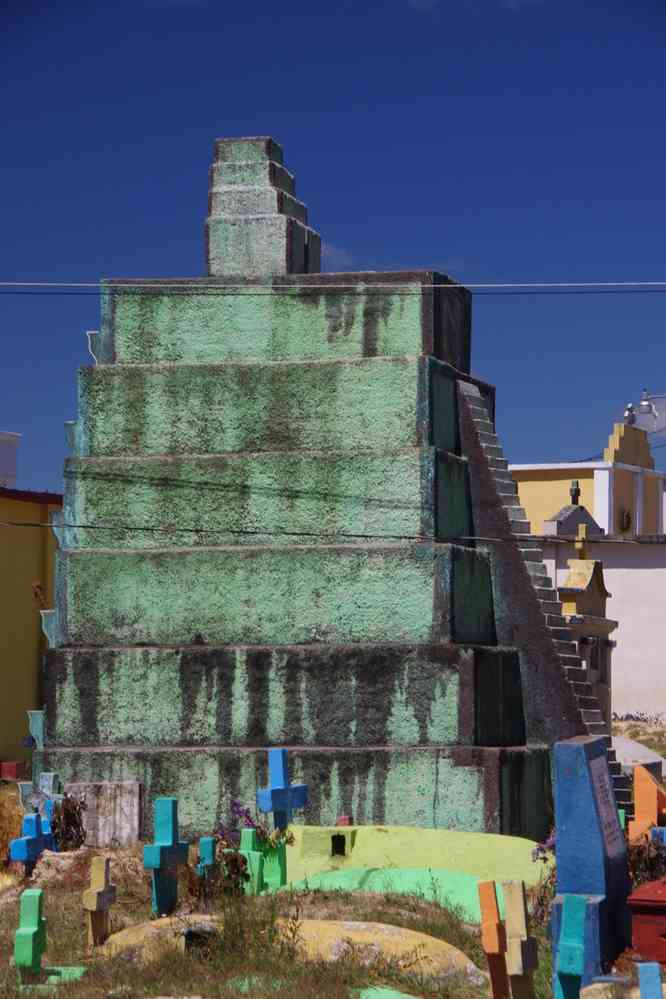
2;279;666;297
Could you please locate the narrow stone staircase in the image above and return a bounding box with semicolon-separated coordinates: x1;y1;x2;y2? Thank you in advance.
460;381;633;819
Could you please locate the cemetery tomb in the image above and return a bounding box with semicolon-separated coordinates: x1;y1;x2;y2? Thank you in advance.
38;136;599;836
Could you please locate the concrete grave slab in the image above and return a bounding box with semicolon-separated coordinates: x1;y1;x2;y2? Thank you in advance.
64;781;142;847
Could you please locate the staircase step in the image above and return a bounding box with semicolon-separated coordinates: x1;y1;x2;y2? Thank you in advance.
554;639;579;654
608;762;622;776
545;614;567;628
487;457;509;470
478;431;499;446
521;549;545;564
612;774;632;791
615;790;634;806
565;667;588;683
580;709;604;724
540;601;563;617
558;654;583;669
475;420;496;434
483;444;504;459
577;696;601;710
515;537;541;550
527;563;549;579
509;519;532;534
492;472;517;489
506;506;528;522
585;722;609;736
571;682;594;697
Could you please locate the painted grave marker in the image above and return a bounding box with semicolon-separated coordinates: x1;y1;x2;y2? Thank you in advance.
639;963;663;999
10;813;46;876
552;736;631;991
478;880;510;999
82;857;116;947
38;772;60;798
40;799;56;852
196;837;216;880
14;888;86;987
257;748;308;831
143;798;189;916
236;828;266;895
629;766;666;844
555;893;586;999
503;880;537;999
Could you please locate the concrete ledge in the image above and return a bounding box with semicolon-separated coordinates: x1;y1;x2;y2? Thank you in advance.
94;271;471;369
61;448;471;550
71;356;459;458
44;642;522;750
53;542;495;647
35;744;551;838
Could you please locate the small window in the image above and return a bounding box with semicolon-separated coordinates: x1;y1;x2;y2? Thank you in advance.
331;834;346;857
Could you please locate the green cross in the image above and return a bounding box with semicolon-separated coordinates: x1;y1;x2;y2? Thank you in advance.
14;890;46;978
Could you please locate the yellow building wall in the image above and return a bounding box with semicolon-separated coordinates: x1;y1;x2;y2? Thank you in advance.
643;475;660;534
613;469;636;535
0;496;60;763
512;469;595;534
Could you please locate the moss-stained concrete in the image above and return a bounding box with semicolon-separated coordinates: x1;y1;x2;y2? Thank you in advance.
35;743;551;840
62;448;470;550
72;356;459;459
94;272;471;370
54;542;494;647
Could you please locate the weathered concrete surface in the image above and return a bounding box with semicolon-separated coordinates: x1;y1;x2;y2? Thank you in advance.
62;448;472;549
44;644;523;749
204;136;321;277
93;272;471;369
54;543;495;647
457;381;585;746
63;780;142;846
70;356;459;458
35;744;551;839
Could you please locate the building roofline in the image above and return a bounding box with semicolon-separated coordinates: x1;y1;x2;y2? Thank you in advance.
0;486;63;505
509;461;665;476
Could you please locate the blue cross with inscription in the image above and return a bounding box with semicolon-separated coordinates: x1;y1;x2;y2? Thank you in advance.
10;813;46;876
196;837;216;880
143;798;189;916
256;748;308;831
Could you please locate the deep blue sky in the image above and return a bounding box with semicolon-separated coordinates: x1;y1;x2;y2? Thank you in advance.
2;0;666;491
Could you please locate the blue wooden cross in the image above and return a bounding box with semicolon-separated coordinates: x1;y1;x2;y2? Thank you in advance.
555;894;586;999
41;799;57;852
143;798;189;916
196;837;217;880
256;748;309;831
639;962;663;998
10;813;46;876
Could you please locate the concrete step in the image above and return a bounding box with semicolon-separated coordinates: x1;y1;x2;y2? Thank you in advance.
492;472;517;488
482;444;504;460
585;722;609;736
474;419;496;434
56;541;491;647
478;431;499;446
545;615;567;629
580;709;605;725
577;695;601;710
554;639;579;655
540;601;564;618
558;654;583;669
487;457;509;471
571;681;594;697
73;355;451;458
527;562;549;579
510;522;532;535
534;588;558;604
564;667;588;683
521;549;545;564
514;537;541;550
506;506;528;522
608;762;623;776
612;774;632;791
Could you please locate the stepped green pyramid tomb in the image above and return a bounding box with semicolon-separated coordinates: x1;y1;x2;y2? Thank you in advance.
39;136;600;839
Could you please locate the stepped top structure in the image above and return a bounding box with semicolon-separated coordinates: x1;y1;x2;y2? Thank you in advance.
205;136;321;277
